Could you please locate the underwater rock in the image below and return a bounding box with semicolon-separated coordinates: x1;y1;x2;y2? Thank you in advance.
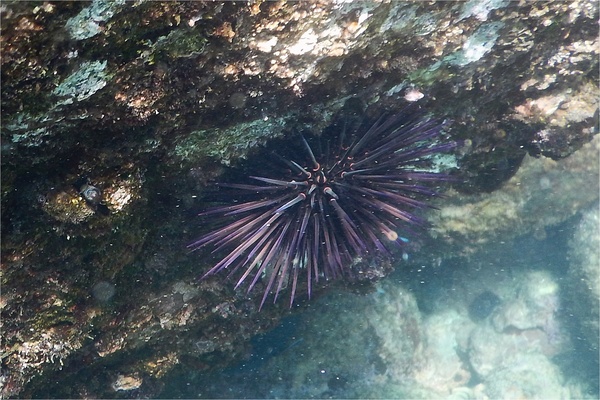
483;353;576;399
468;290;501;321
491;271;561;335
468;321;560;380
565;204;600;351
469;271;565;379
40;187;96;223
39;174;142;224
91;280;116;303
225;281;426;399
413;309;475;395
111;373;143;392
366;282;425;383
1;0;598;397
432;134;600;255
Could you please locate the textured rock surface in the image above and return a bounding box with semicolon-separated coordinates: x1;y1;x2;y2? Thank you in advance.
1;1;598;397
470;271;565;378
414;310;474;394
167;247;591;399
431;134;600;254
483;353;575;400
566;204;600;352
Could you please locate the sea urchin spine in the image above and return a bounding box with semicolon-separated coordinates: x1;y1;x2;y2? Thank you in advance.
190;112;454;309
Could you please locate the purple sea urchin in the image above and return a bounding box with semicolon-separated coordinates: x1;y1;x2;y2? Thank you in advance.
190;112;454;309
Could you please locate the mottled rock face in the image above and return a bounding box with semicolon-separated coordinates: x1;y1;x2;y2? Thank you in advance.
468;290;501;321
468;271;566;379
1;0;598;398
566;205;600;352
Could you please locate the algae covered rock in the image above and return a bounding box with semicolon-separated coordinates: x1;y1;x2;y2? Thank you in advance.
1;0;598;397
483;353;575;400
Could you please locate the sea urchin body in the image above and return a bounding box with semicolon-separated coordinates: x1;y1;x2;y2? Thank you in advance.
190;112;454;308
